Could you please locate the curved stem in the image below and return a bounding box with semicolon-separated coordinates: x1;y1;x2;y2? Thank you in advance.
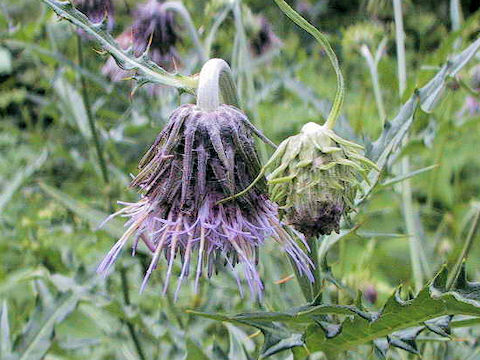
196;58;240;111
273;0;344;130
162;1;207;64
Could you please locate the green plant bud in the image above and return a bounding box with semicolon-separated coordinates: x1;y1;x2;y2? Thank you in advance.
342;22;384;56
266;122;378;237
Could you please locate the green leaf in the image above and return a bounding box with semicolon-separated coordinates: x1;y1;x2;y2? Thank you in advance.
53;77;91;139
16;290;79;360
39;182;124;238
0;47;12;75
0;301;12;360
184;338;210;360
0;268;48;297
191;267;480;357
0;150;48;214
39;0;197;92
226;323;253;360
361;36;480;203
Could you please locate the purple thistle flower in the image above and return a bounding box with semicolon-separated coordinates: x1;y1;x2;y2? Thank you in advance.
102;0;181;95
98;104;314;299
73;0;114;31
131;0;181;71
249;16;282;57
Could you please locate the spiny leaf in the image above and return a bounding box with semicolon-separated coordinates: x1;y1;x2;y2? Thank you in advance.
360;36;480;203
191;267;480;357
40;0;197;92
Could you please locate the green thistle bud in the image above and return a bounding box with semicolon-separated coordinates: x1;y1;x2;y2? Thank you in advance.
266;122;378;237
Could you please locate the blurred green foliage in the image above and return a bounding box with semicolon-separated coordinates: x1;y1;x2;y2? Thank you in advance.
1;0;480;359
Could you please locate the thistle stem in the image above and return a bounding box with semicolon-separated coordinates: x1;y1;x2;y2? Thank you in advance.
76;33;146;360
308;236;322;299
360;44;386;126
196;58;240;111
446;207;480;291
76;34;109;184
393;0;430;291
393;0;407;97
272;0;344;130
120;268;147;360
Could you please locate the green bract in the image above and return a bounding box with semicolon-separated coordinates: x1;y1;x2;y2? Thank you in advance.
266;122;378;237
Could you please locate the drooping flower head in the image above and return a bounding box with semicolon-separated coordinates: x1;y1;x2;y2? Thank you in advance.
74;0;114;30
265;122;378;238
102;0;181;94
131;0;181;71
98;104;313;298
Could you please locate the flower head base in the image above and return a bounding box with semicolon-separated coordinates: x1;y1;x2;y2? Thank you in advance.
266;122;377;237
98;104;313;298
74;0;114;30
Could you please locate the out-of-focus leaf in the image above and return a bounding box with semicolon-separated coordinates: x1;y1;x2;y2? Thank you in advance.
0;268;48;296
5;40;111;90
0;301;12;360
39;182;124;238
16;291;79;360
184;338;210;360
0;150;48;214
53;77;91;139
226;323;251;360
0;47;12;75
380;164;438;187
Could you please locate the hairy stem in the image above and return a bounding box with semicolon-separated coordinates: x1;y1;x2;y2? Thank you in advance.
120;268;147;360
196;58;240;111
273;0;344;130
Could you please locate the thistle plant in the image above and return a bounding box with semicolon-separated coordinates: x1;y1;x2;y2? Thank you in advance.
98;59;313;299
131;0;181;71
225;0;376;239
102;0;182;87
31;0;480;358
